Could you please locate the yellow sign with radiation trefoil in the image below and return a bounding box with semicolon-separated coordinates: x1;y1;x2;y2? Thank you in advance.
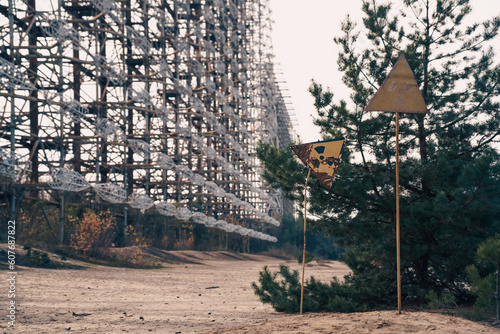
291;137;345;190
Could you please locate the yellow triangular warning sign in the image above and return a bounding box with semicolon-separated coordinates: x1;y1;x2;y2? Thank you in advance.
365;54;428;114
292;137;345;190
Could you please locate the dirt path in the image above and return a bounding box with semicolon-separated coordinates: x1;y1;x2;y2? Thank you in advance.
204;311;500;334
1;248;498;333
1;249;348;333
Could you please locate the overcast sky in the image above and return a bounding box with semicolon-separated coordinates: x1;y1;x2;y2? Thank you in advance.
270;0;500;143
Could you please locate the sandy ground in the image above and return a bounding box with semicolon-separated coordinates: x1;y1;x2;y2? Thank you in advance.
1;246;498;334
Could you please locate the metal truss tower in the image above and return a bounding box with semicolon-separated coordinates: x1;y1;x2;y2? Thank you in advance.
0;0;295;244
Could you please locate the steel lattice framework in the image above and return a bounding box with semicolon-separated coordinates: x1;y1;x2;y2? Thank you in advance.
0;0;294;243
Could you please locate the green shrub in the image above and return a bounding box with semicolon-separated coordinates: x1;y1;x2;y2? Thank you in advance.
297;250;315;264
425;290;458;310
23;247;51;267
465;265;495;320
252;264;366;313
252;265;301;313
463;234;500;321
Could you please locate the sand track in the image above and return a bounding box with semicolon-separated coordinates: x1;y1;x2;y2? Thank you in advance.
0;246;498;333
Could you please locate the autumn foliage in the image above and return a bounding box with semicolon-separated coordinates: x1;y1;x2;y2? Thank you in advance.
71;209;116;255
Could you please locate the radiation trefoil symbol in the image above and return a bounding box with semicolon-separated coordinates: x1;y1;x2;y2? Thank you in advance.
292;137;345;190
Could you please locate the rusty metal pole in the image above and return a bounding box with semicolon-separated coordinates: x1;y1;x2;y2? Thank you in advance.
364;54;428;315
300;169;311;315
396;112;401;314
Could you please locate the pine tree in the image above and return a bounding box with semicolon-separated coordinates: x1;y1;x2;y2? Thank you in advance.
258;0;500;306
476;234;500;320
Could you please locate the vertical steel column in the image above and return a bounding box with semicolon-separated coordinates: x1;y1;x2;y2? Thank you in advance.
58;0;66;244
122;0;130;245
72;0;82;174
8;0;16;222
97;8;108;184
125;0;134;195
143;0;151;196
28;0;39;185
173;1;182;246
159;4;168;202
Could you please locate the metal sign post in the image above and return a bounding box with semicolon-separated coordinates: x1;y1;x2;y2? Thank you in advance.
300;169;311;315
365;54;428;314
292;138;345;315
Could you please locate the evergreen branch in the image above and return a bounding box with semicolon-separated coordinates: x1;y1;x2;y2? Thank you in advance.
439;77;499;131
